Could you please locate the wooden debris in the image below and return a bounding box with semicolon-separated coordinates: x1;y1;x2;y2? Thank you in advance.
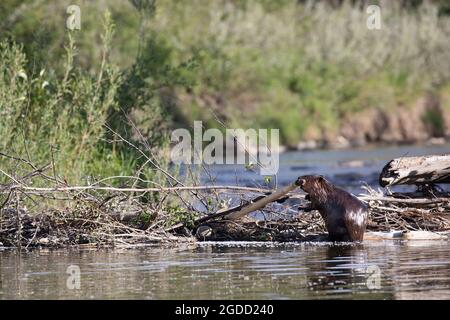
225;182;300;220
2;150;450;247
166;184;301;232
379;154;450;187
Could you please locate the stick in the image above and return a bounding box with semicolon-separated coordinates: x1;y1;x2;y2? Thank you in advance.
0;185;271;194
165;197;262;232
165;185;301;232
226;181;301;220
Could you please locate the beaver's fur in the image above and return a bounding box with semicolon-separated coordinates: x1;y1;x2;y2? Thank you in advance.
296;175;368;242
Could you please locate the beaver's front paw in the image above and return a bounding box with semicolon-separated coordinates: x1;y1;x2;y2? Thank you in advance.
298;205;314;212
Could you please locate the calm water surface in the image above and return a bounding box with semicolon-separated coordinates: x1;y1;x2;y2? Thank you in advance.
1;241;450;299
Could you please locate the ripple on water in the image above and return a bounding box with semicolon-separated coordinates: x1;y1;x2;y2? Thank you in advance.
2;240;450;299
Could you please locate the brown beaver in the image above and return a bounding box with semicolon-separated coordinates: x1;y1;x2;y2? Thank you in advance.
296;175;368;242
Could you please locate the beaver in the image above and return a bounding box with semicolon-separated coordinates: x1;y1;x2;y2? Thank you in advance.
296;175;368;242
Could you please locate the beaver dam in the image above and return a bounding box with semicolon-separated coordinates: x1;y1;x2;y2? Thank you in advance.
1;153;450;248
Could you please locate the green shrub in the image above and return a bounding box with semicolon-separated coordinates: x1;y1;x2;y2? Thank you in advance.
0;12;133;183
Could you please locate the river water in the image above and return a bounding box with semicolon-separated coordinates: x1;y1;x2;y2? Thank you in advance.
1;242;450;299
1;144;450;299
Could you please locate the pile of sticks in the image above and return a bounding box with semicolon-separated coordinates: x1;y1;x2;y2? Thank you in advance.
190;189;450;241
0;152;274;247
1;152;450;247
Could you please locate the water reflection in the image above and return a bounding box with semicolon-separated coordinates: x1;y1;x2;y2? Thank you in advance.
1;241;450;299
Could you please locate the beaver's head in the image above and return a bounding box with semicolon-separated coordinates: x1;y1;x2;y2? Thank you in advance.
295;175;334;202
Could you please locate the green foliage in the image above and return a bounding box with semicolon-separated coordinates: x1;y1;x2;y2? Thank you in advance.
0;12;127;183
2;1;449;147
130;210;155;229
423;109;445;136
165;205;199;228
1;0;450;173
0;2;201;187
149;0;450;144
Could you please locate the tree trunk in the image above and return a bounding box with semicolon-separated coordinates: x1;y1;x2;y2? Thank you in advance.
379;154;450;187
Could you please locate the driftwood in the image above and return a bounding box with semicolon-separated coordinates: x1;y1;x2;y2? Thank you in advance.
379;154;450;187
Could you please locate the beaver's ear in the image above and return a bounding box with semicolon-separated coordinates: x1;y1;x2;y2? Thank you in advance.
318;176;325;182
296;178;306;187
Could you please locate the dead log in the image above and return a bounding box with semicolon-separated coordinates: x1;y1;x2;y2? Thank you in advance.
379;154;450;187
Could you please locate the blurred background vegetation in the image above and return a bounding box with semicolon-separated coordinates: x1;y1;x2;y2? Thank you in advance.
1;0;450;183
